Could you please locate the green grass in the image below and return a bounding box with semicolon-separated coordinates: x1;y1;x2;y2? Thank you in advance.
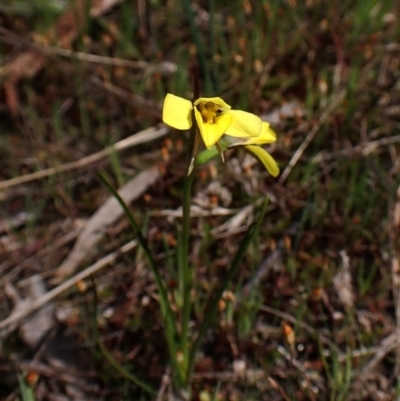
1;0;400;399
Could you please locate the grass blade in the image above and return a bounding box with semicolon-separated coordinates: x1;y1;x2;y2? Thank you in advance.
98;173;183;384
187;200;268;379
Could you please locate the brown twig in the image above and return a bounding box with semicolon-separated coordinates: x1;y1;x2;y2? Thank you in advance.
0;239;138;335
0;125;168;191
279;88;346;184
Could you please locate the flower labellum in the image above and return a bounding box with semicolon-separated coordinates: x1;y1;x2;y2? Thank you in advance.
226;122;280;177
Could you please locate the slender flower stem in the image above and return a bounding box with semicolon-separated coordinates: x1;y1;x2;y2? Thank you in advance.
177;67;199;391
180;171;194;385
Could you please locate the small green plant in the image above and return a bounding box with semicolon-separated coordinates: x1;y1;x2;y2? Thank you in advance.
100;73;278;398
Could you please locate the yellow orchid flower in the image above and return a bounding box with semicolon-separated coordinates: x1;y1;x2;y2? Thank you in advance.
162;93;263;149
225;123;280;177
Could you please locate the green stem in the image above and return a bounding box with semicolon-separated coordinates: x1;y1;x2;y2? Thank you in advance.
179;166;194;386
175;67;199;391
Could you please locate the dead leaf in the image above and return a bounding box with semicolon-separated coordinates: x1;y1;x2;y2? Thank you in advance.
333;250;355;308
55;165;161;280
4;276;55;347
1;0;121;116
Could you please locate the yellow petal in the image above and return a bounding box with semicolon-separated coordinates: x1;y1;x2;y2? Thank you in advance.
260;123;277;142
194;97;231;110
162;93;193;130
244;123;277;145
194;108;232;148
244;145;280;177
225;110;263;138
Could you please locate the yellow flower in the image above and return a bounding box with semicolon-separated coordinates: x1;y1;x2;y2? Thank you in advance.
226;122;280;177
162;93;263;149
